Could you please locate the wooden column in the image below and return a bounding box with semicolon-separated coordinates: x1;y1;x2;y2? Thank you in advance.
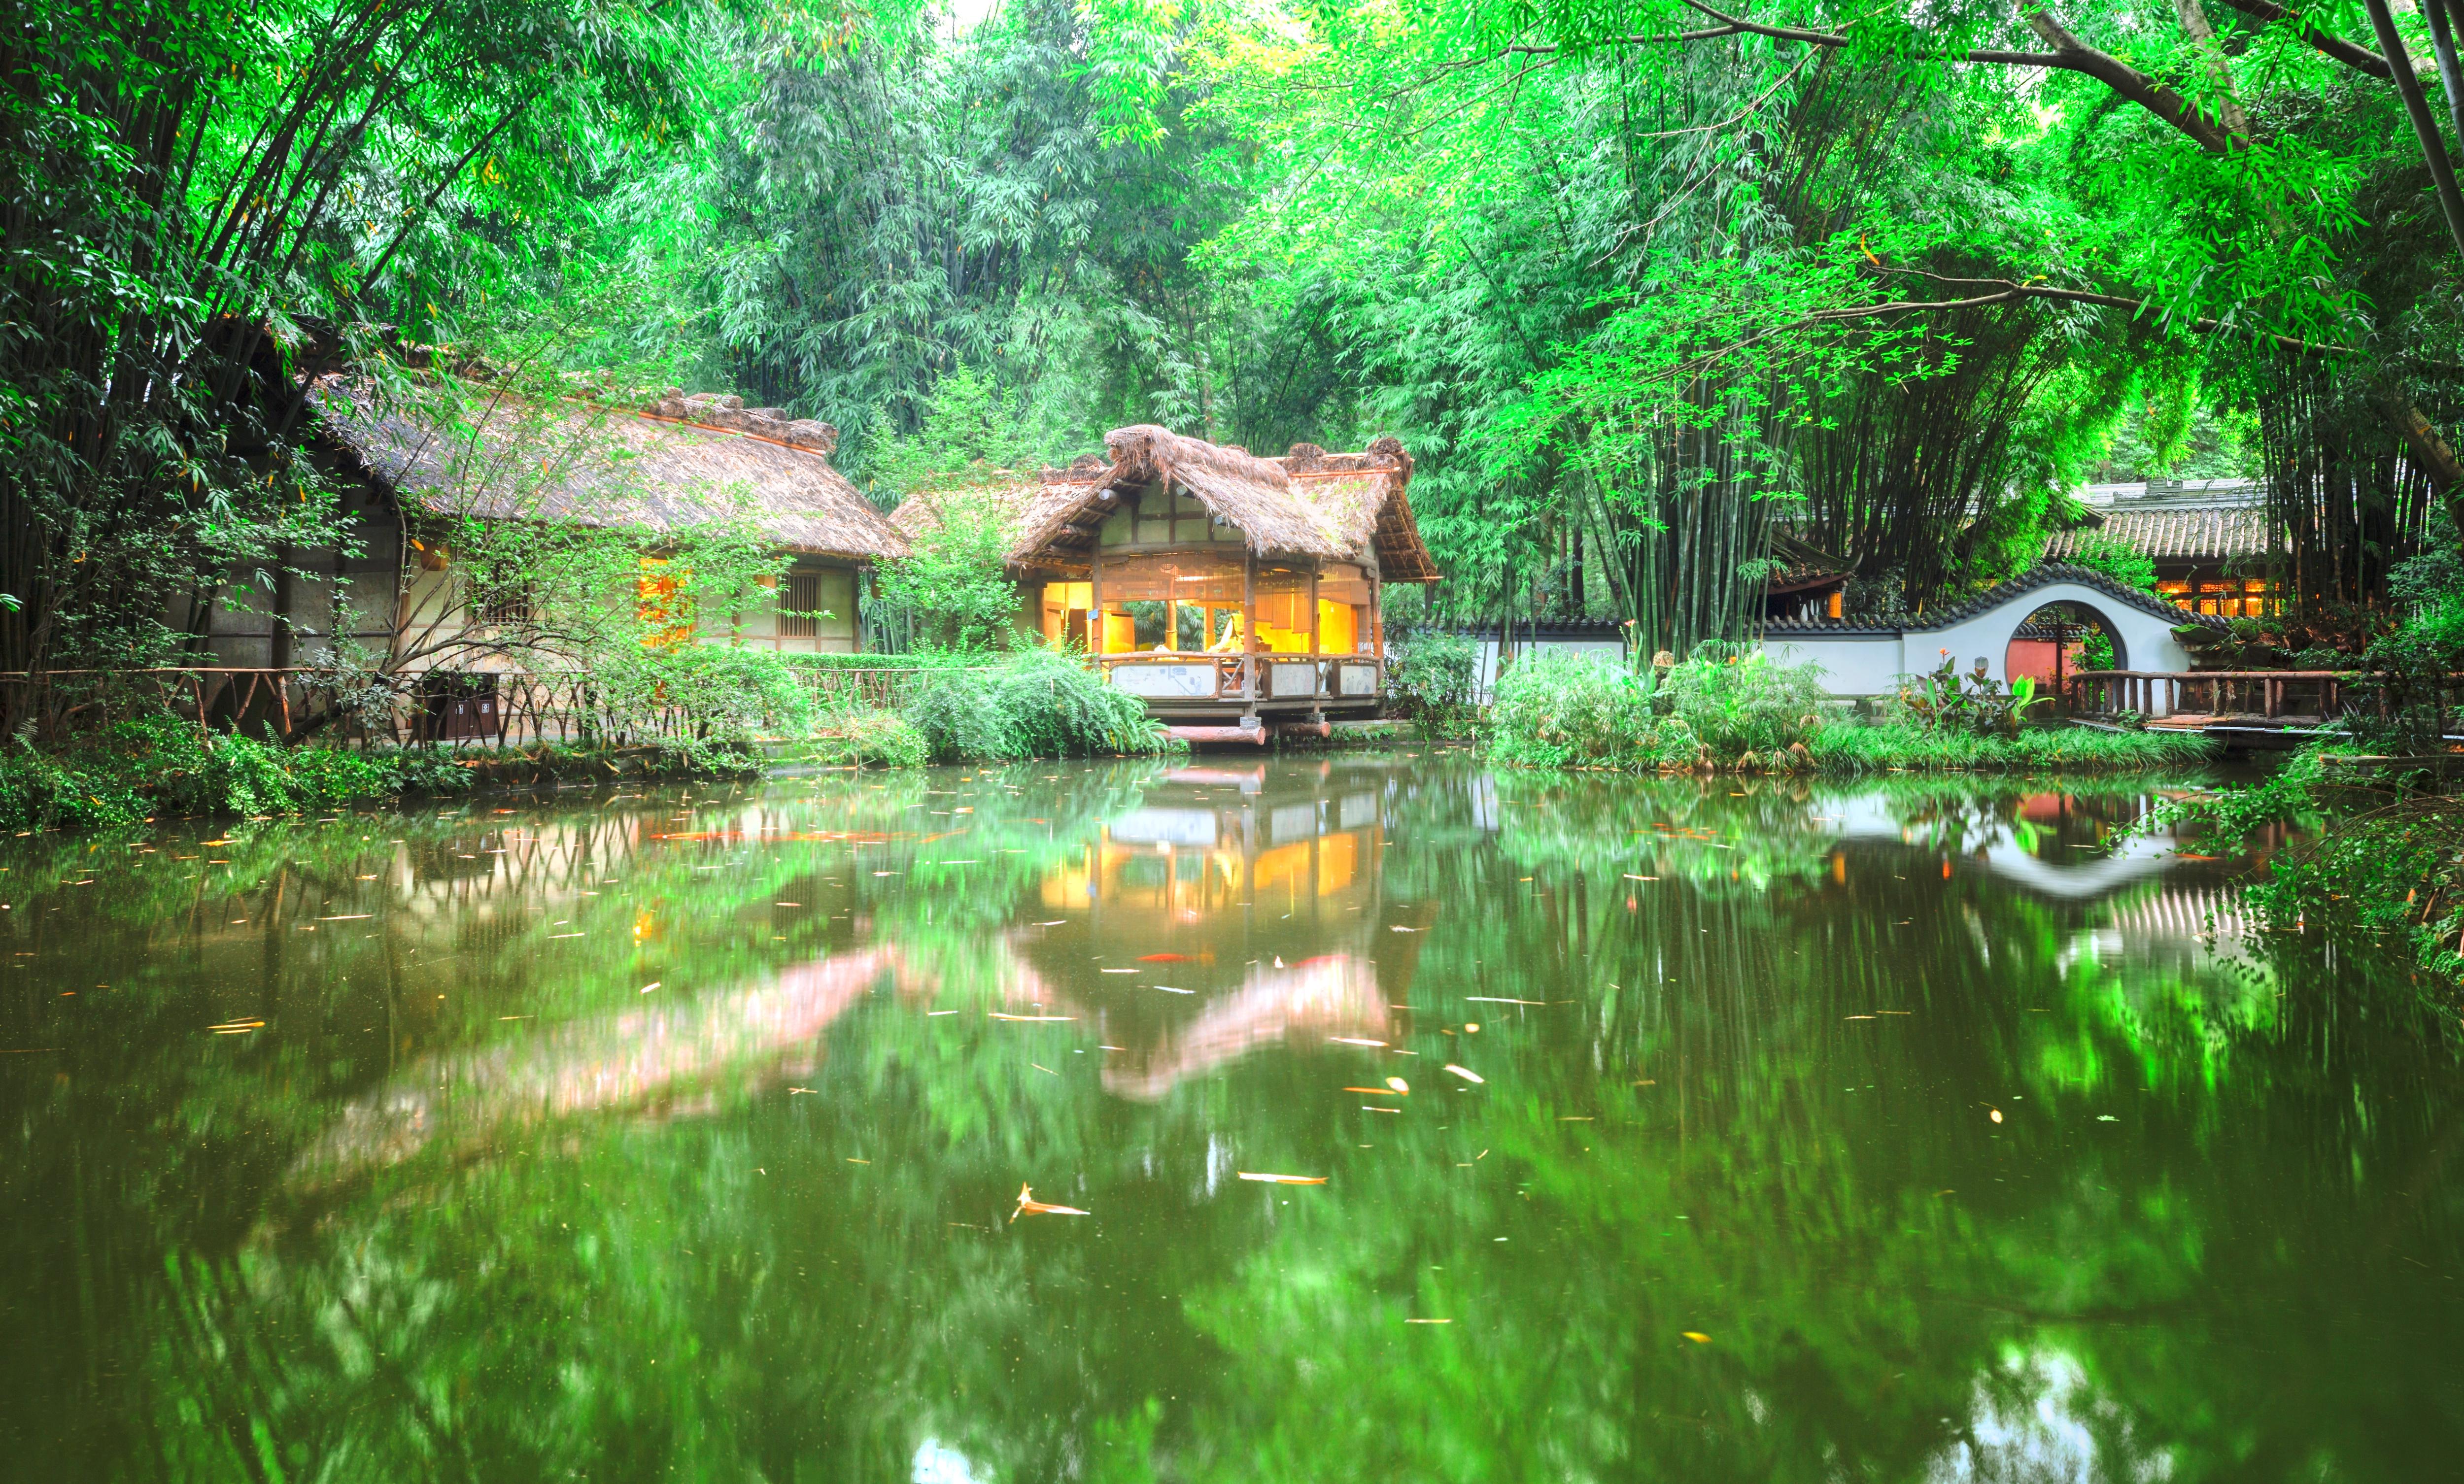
1090;556;1104;657
1242;551;1257;698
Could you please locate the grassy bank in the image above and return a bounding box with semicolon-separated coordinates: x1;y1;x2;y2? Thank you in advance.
1484;649;2215;774
0;720;476;831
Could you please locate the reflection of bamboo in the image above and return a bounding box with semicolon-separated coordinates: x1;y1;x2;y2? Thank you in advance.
1100;954;1389;1102
287;946;901;1195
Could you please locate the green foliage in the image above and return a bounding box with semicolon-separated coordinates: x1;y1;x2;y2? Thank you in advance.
873;485;1027;652
1485;649;1831;770
2136;745;2464;989
865;365;1046;502
1489;649;2206;773
901;648;1173;762
1894;652;2048;736
803;710;931;769
2060;533;2162;594
781;652;983;672
1485;652;1685;771
2349;535;2464;749
1655;644;1836;756
1386;631;1480;737
1806;722;2214;773
0;720;477;831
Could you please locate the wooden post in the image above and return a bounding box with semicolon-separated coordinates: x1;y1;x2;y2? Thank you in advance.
1242;551;1257;699
1090;557;1104;659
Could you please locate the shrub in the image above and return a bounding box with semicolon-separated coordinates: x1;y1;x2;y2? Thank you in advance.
1657;643;1834;754
1806;721;2212;771
903;647;1171;762
0;718;481;830
807;709;930;769
1388;631;1480;736
595;644;814;753
1485;652;1704;770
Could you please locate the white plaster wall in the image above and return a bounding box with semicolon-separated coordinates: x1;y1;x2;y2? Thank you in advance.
1762;636;1904;697
1469;637;1627;700
1760;581;2199;713
1921;581;2194;682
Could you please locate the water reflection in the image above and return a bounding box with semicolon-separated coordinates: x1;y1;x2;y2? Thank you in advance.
2;759;2459;1482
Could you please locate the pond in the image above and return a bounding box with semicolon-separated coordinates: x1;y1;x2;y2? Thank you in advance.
2;756;2460;1481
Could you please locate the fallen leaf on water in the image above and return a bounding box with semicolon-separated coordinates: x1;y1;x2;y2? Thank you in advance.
1404;1317;1451;1324
1237;1173;1328;1184
1385;1076;1410;1093
991;1013;1077;1021
2096;1114;2118;1122
1012;1184;1089;1220
1327;1036;1386;1047
1988;1107;2004;1123
1343;1086;1396;1095
1682;1332;1711;1344
1443;1064;1485;1085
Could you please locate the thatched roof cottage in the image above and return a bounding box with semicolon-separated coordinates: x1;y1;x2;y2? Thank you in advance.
893;424;1439;733
177;383;911;683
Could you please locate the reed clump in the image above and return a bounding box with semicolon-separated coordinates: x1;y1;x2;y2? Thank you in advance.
1484;650;2214;774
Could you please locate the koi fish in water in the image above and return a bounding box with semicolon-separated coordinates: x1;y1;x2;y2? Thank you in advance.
1013;1184;1090;1220
1137;953;1195;963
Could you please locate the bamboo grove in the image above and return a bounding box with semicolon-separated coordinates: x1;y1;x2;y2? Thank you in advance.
9;0;2464;660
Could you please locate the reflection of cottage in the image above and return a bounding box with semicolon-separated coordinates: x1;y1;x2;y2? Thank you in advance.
893;426;1439;734
180;386;909;674
2042;480;2274;616
1011;759;1433;1099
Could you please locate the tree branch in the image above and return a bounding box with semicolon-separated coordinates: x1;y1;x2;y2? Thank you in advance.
2215;0;2393;79
1667;0;2243;153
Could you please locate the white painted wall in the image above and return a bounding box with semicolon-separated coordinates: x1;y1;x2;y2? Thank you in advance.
1761;579;2200;711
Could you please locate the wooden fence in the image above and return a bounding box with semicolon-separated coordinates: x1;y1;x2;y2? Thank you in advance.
0;665;978;750
2064;670;2351;720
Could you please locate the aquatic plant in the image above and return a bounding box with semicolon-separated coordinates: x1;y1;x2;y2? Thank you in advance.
0;719;477;830
1486;648;1831;770
804;709;932;769
1805;722;2213;772
1387;631;1481;737
902;647;1172;762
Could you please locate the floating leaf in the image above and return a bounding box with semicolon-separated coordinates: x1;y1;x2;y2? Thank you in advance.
1012;1183;1089;1219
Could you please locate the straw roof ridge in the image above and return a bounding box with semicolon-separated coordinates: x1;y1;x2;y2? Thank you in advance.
1106;424;1295;493
316;379;907;563
890;424;1439;581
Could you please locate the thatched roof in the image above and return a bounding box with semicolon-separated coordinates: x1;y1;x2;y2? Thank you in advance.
890;425;1439;582
316;382;908;564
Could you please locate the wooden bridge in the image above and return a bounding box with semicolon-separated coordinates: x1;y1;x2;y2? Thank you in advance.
2065;669;2354;745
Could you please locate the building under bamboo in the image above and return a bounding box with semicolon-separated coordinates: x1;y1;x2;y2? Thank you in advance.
893;425;1440;734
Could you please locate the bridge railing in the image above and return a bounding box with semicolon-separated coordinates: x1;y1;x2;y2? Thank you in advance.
2065;670;2351;720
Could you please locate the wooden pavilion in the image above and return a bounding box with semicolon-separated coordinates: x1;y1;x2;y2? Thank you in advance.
893;425;1440;735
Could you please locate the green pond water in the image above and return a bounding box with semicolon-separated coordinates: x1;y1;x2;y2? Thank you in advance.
3;756;2461;1482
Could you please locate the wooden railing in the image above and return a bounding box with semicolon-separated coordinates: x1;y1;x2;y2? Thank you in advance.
1096;652;1385;703
2065;670;2350;720
0;665;975;750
